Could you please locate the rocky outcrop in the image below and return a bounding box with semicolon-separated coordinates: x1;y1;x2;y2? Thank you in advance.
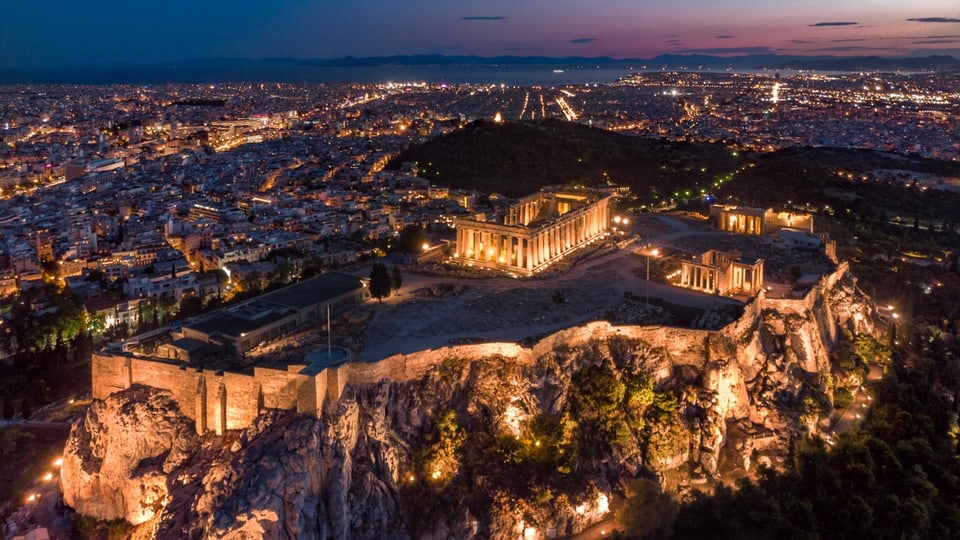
60;385;197;525
60;268;878;538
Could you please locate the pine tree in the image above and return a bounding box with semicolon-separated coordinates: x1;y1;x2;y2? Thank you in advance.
390;266;403;292
369;263;391;303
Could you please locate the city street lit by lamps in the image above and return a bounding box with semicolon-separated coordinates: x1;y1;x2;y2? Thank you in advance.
646;248;659;305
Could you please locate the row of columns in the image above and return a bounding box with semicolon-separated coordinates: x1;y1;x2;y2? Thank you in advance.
508;197;545;226
681;257;766;295
456;201;610;272
680;263;717;294
721;211;764;235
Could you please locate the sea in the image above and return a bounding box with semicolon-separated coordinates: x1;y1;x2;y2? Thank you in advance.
0;64;801;86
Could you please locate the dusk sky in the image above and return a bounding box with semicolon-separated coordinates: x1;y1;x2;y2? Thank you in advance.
2;0;959;68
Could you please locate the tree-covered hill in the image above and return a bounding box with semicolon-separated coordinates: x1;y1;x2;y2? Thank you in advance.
389;120;960;221
386;119;744;199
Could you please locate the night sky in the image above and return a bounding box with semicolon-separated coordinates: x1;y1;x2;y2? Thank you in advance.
2;0;959;68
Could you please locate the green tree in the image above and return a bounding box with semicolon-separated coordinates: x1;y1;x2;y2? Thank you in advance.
398;224;426;254
617;477;678;539
390;265;403;292
369;263;392;302
0;429;34;457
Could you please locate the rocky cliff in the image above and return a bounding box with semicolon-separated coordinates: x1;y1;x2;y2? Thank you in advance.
60;269;877;539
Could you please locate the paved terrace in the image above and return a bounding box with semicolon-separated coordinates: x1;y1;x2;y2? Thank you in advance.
356;214;748;362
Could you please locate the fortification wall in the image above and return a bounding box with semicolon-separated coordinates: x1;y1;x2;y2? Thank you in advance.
254;366;302;411
128;358;200;416
92;265;857;434
215;371;262;431
92;354;131;400
720;293;764;343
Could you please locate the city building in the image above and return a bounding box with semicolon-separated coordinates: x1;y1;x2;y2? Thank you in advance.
161;271;367;358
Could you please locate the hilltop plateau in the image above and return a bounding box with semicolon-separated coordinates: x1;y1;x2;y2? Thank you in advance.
59;267;878;538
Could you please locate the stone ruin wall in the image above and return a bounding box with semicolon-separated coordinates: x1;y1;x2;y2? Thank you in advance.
91;263;855;434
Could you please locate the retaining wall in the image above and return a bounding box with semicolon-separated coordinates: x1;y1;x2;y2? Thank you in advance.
92;265;852;434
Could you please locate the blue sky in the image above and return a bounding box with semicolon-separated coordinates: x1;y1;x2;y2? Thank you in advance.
2;0;958;67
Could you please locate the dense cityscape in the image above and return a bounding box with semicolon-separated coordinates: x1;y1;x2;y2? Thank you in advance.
3;1;960;536
1;73;956;338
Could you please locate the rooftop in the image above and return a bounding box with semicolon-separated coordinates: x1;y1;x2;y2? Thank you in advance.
260;271;365;311
186;307;293;339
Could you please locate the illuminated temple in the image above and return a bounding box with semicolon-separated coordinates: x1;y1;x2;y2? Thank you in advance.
454;188;614;276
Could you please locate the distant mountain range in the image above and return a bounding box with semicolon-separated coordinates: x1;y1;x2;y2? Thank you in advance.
301;53;960;71
2;54;957;84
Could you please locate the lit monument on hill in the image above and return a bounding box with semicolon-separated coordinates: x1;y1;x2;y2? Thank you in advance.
453;187;615;276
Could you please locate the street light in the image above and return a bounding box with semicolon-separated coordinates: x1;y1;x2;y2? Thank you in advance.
646;248;659;305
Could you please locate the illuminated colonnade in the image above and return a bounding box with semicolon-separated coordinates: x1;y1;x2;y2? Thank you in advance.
680;250;765;295
455;191;613;276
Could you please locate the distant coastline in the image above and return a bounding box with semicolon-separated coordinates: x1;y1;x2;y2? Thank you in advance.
2;53;956;85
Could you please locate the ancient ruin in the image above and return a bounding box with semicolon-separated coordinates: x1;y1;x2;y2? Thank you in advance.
454;188;614;275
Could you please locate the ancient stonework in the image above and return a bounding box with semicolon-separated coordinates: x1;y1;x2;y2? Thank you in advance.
61;264;878;538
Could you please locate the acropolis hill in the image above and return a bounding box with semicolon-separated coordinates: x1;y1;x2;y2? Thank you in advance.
65;208;882;537
92;261;867;431
90;208;847;436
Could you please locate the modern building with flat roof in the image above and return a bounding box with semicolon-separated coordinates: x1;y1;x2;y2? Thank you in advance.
156;271;368;359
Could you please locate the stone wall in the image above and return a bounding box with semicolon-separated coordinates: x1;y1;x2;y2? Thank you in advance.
92;264;859;435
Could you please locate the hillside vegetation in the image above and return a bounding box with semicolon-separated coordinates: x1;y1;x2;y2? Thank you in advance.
392;119;960;262
387;119;744;199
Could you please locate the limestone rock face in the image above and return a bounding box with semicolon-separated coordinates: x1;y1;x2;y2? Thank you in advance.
60;385;197;524
60;268;877;538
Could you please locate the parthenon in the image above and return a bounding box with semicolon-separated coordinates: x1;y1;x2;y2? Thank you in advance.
454;188;614;275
